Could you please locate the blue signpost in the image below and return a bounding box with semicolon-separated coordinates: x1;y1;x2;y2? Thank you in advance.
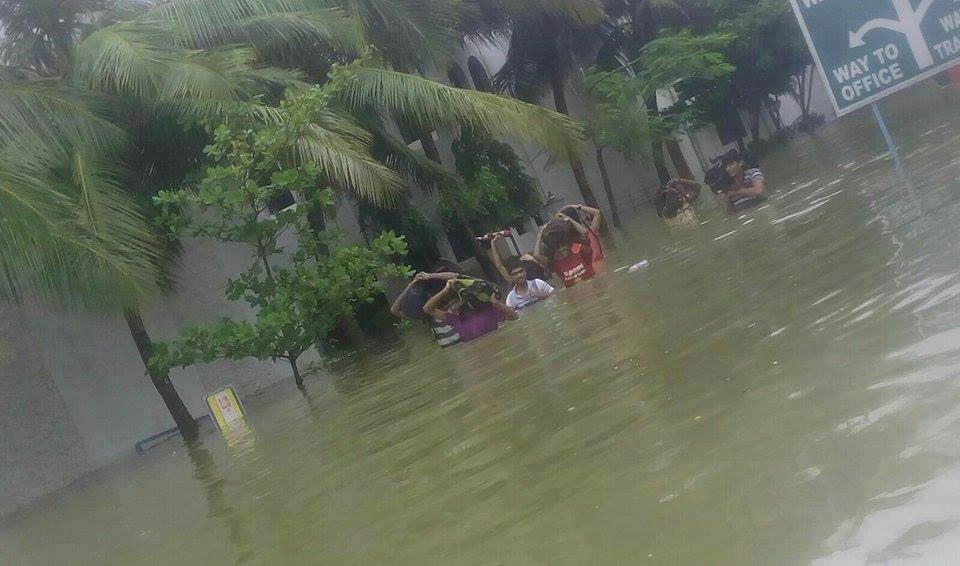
790;0;960;193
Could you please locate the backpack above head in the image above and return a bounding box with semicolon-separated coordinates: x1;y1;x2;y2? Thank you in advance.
452;278;499;314
704;161;732;194
655;187;686;219
540;219;579;255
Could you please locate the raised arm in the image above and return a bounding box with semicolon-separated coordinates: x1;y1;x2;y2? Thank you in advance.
577;204;603;233
390;287;408;318
423;271;459;282
533;224;549;266
488;236;511;282
423;279;455;323
566;217;589;237
391;272;426;318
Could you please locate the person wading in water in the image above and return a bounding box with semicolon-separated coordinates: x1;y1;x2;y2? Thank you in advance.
503;256;555;310
720;151;766;212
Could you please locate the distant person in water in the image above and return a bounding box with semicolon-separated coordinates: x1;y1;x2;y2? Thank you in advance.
391;261;462;347
533;216;597;288
656;178;701;227
720;151;766;212
423;277;518;342
487;233;549;283
503;256;555;310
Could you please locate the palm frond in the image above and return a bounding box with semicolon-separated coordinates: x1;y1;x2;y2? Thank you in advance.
154;99;286;124
337;66;585;160
72;22;173;98
295;121;405;206
373;128;459;193
0;79;126;152
0;141;164;309
346;0;461;69
225;9;362;55
144;0;359;53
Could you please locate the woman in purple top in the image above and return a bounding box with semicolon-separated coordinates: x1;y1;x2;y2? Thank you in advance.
423;278;518;342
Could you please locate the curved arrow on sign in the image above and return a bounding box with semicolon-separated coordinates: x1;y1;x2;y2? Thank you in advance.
848;0;938;69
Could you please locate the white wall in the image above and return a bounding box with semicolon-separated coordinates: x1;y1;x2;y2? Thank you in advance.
0;225;328;514
0;304;91;515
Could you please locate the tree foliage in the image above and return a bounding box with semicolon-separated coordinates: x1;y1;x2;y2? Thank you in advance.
678;0;811;139
584;30;734;159
448;127;541;233
149;91;409;385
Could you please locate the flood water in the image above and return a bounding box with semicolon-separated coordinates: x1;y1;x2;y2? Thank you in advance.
3;83;960;565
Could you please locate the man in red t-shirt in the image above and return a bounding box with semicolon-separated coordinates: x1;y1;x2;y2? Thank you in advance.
533;216;598;288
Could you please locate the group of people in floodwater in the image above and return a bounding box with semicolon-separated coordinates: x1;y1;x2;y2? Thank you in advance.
391;149;766;347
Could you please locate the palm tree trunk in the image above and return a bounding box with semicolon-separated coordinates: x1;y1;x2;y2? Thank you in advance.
123;307;198;441
595;147;622;228
549;76;601;211
419;132;501;282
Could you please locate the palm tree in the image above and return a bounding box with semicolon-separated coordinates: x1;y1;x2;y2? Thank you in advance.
487;2;606;216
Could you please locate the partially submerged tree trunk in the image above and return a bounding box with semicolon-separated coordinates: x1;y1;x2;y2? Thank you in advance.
289;357;305;392
594;147;622;228
651;142;671;185
124;307;199;441
642;98;672;185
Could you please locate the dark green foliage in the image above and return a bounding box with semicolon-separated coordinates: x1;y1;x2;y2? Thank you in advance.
448;127;542;233
675;0;811;138
359;199;441;270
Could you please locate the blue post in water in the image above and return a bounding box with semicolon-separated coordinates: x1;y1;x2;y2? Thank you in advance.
871;102;915;193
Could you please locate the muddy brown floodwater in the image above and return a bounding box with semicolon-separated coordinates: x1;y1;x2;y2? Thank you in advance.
3;83;960;565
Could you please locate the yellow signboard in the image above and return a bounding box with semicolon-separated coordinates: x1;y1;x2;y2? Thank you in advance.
205;386;248;433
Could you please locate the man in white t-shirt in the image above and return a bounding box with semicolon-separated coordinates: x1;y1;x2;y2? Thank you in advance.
504;256;555;310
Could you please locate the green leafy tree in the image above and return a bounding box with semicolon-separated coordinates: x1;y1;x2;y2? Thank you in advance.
687;0;811;142
0;0;303;439
151;89;409;390
584;30;733;213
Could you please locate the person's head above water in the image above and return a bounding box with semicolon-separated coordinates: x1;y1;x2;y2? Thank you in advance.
504;256;527;286
722;150;745;178
657;187;686;219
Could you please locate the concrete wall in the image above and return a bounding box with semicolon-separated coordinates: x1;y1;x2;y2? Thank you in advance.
0;304;91;515
0;209;345;514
